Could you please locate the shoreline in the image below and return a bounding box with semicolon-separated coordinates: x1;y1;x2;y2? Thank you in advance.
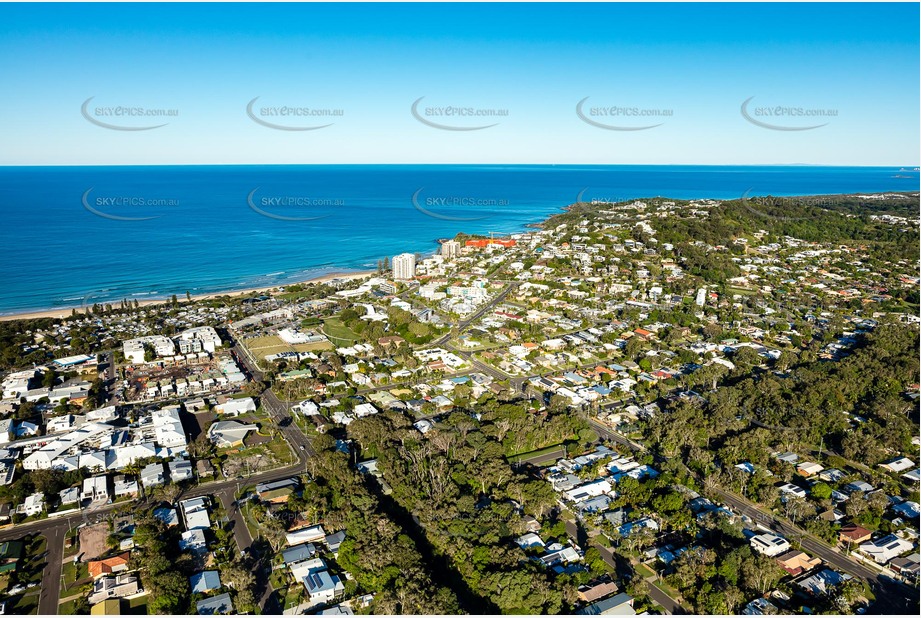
2;188;914;323
0;270;376;323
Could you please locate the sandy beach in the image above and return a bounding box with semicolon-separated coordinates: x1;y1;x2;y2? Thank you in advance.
0;270;376;323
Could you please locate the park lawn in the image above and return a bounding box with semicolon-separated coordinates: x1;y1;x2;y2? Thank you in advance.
239;502;262;544
293;340;334;352
506;443;567;465
28;535;47;558
58;599;77;615
634;562;657;579
263;434;295;464
61;562;91;592
321;318;360;345
240;335;291;363
243;335;286;351
63;529;80;558
9;594;39;614
222;434;294;471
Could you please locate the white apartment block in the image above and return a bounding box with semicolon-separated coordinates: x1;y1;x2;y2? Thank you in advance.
123;335;176;364
392;253;416;280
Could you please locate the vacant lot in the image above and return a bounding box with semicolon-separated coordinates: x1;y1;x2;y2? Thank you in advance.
242;335;292;359
292;340;333;352
78;523;108;560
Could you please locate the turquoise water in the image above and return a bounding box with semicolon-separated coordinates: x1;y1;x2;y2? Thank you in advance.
0;164;917;314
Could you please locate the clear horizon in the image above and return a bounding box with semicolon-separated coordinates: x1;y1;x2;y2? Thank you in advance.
0;2;918;166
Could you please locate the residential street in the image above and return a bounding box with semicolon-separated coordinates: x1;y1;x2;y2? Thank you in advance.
37;524;65;615
586;420;917;613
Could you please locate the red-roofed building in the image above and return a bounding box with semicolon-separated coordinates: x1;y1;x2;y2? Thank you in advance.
88;552;131;579
839;524;872;545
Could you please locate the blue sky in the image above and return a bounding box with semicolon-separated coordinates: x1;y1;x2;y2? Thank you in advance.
0;2;917;165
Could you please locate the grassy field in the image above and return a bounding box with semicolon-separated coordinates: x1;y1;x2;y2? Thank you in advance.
262;433;295;463
61;561;90;593
242;334;333;365
223;432;295;470
292;340;334;352
62;528;80;558
8;593;38;615
506;443;567;465
321;317;360;346
58;599;76;615
242;335;296;360
634;562;657;579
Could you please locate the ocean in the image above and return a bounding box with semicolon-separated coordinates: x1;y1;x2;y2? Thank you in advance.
0;164;917;315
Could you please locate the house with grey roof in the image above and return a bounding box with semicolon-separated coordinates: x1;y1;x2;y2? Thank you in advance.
196;592;234;615
169;458;194;483
325;531;346;555
207;421;257;448
575;592;635;615
190;570;221;594
304;570;343;605
283;543;317;565
140;462;165;488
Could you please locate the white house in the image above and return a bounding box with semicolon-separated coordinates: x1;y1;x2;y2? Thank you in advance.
169;458;194;483
0;418;12;444
123;335;175;364
751;533;791;557
180;497;212;530
880;457;916;474
215;398;257;417
22;492;45;516
304;569;343;605
81;476;110;502
180;529;208;553
113;475;139;498
140;462;165;488
178;326;222;353
859;534;915;565
151;406;187;449
286;525;327;546
515;533;545;550
563;479;613;503
59;486;81;505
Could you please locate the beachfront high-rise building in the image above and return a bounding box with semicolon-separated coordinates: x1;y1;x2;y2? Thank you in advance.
392;253;416;280
441;240;461;259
